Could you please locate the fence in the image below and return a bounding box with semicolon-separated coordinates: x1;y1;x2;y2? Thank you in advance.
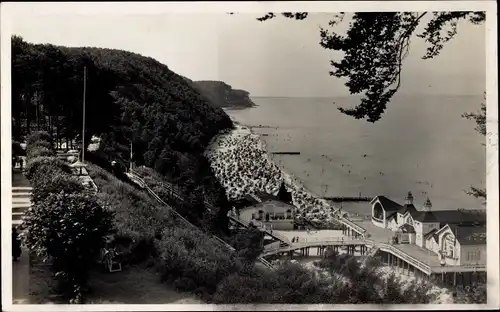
127;171;275;271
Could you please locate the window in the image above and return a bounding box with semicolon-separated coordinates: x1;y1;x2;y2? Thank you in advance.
467;251;481;261
275;212;285;220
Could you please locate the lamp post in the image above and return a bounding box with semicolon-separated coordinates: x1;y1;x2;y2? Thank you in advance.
82;66;87;163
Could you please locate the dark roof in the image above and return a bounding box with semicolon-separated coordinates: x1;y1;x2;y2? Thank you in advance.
413;211;439;223
231;195;260;208
399;223;416;233
424;228;438;239
401;204;419;217
376;196;403;211
254;191;278;202
386;212;398;220
414;210;486;225
451;225;486;246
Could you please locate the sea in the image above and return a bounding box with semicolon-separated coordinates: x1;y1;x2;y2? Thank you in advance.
225;94;486;217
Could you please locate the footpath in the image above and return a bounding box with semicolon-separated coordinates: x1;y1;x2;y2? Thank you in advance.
12;165;31;304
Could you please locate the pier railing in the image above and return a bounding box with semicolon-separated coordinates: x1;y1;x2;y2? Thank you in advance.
377;243;432;275
261;238;371;257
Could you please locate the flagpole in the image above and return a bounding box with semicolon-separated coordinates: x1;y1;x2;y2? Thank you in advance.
82;66;87;163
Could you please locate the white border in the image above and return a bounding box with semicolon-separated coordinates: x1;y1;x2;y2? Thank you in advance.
1;1;498;311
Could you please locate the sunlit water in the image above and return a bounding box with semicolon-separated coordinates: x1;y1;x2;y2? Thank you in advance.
226;94;485;217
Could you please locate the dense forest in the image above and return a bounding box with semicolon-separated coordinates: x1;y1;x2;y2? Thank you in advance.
11;36;234;231
187;80;255;109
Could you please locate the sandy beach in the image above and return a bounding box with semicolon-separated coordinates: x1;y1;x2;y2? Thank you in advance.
205;124;346;223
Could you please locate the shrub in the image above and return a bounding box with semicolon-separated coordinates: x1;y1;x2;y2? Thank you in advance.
24;156;71;181
19;191;114;302
86;163;180;264
157;227;242;295
31;171;86;205
26;130;53;147
27;145;55;159
213;261;332;304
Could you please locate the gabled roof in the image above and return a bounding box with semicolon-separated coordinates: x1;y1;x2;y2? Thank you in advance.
452;224;486;246
424;229;439;242
372;196;403;211
424;228;438;239
386;212;398;221
401;204;419;217
254;191;278;202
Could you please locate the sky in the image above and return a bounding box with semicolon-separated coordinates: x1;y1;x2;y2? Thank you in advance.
6;11;486;97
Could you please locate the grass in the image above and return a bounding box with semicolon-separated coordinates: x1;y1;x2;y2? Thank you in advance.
28;260;203;304
86;266;204;304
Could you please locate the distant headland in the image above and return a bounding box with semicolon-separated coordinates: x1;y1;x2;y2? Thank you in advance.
187;79;256;109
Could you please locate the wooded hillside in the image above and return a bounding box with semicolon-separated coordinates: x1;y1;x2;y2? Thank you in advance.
11;36;234;231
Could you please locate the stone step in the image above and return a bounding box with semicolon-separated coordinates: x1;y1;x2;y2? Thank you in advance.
12;187;32;192
12;197;31;203
12;202;31;209
12;212;24;221
12;193;32;198
12;207;29;215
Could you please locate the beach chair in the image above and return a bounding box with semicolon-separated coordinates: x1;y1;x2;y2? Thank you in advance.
100;247;122;273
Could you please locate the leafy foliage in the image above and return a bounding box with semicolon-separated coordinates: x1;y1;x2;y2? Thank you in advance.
462;95;487;201
214;251;436;304
227;228;264;262
254;12;485;122
157;227;242;298
19;191;114;302
24;156;71;181
31;171;86;205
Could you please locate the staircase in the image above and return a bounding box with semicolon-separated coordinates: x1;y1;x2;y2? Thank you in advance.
12;187;32;227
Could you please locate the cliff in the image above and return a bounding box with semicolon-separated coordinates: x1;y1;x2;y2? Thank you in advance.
190;80;256;109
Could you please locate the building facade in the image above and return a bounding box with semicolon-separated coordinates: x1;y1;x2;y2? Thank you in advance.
370;191;486;266
238;199;295;230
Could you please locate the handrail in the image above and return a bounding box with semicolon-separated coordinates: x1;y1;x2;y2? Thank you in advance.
261;239;370;256
377;243;431;274
128;171;274;271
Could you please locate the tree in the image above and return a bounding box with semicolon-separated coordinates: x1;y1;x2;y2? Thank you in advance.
462;94;487;201
19;191;114;302
250;12;485;122
230;228;264;262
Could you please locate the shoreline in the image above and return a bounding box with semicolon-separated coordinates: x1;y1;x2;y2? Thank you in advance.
205;118;349;222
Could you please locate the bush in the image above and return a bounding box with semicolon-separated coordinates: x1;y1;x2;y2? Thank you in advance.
31;171;86;205
24;156;71;181
157;227;242;295
19;191;114;302
87;163;180;264
213;261;332;304
27;145;55;159
26;130;53;147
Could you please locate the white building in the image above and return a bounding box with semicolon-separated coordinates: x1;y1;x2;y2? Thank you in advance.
370;191;486;266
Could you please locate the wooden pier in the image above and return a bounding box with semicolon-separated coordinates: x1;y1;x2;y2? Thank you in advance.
324;196;372;202
271;152;301;155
